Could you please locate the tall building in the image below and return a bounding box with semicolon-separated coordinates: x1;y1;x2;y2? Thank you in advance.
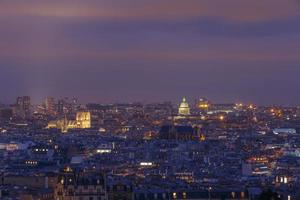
56;97;78;115
17;96;31;111
0;107;13;121
45;97;56;115
56;99;65;114
178;97;190;116
71;97;79;111
16;96;31;118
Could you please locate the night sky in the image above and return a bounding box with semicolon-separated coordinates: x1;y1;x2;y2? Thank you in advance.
0;0;300;105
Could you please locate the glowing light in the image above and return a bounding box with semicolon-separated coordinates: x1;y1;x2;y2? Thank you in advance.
219;115;225;121
199;104;209;108
76;111;91;128
46;111;91;133
183;192;187;199
96;149;111;154
178;97;190;116
64;166;72;172
200;134;206;141
173;192;177;199
140;162;153;166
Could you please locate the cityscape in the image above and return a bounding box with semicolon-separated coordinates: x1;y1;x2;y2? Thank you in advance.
0;96;300;199
1;1;300;200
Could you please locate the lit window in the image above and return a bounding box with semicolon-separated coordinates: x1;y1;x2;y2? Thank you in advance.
241;192;245;198
183;192;187;199
173;192;177;199
231;192;235;198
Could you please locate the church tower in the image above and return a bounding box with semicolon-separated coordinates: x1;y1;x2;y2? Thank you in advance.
76;111;91;129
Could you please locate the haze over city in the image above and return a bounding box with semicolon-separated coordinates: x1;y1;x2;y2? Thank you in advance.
2;1;300;200
1;0;300;105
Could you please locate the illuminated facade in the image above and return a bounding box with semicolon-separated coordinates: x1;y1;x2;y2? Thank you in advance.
46;111;91;133
55;169;106;200
76;111;91;129
197;97;210;112
178;97;190;116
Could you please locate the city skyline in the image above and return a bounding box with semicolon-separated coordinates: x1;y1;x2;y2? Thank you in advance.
1;1;300;199
1;95;298;107
1;0;300;105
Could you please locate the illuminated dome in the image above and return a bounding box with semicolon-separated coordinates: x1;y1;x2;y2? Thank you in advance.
178;97;190;116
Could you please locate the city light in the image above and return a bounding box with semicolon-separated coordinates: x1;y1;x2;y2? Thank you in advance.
0;0;298;198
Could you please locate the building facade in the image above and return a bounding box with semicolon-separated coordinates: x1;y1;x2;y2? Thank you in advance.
54;169;107;200
178;97;190;116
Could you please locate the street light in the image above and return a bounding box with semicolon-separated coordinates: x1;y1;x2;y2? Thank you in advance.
208;187;212;200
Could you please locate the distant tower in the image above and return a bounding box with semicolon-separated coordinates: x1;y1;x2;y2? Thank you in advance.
17;96;31;111
61;115;69;133
45;97;55;115
178;97;190;116
16;96;31;118
57;99;65;114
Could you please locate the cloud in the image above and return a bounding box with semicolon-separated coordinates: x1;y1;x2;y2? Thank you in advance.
0;0;300;104
1;16;299;64
0;0;299;23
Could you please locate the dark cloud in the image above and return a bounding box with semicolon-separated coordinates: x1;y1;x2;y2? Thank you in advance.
0;1;299;105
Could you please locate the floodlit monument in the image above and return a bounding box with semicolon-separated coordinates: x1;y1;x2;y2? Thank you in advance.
178;97;190;116
46;111;91;133
76;111;91;129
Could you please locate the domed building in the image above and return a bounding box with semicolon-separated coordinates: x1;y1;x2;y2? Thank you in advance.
178;97;190;116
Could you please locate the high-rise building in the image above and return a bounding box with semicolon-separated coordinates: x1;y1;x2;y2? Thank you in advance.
0;107;13;121
178;97;190;116
17;96;31;111
45;97;56;115
56;99;65;114
16;96;31;118
71;97;79;111
56;97;78;115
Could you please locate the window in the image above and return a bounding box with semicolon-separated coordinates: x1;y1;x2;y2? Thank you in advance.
173;192;177;199
241;192;245;199
231;192;236;199
183;192;187;199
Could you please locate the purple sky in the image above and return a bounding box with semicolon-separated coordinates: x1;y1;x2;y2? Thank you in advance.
0;0;300;105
